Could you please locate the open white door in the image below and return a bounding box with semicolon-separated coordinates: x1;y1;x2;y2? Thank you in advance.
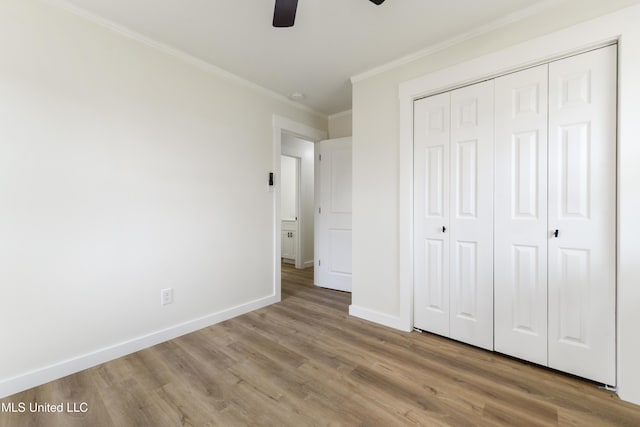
316;138;352;292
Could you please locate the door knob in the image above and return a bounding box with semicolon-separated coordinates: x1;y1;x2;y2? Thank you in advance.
553;229;559;238
442;226;446;233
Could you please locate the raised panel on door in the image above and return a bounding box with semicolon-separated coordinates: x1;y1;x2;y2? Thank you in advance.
413;92;451;336
548;46;616;385
318;138;352;292
449;80;494;350
494;65;549;365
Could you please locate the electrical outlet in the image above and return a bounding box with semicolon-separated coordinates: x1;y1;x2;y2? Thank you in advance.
161;288;173;306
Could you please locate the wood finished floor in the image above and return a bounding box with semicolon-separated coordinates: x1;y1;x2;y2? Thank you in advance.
2;265;640;426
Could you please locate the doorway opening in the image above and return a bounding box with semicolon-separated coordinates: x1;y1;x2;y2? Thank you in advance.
272;115;326;302
272;116;352;300
280;134;315;270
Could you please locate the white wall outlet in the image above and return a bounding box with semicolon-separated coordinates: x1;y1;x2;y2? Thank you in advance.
161;288;173;306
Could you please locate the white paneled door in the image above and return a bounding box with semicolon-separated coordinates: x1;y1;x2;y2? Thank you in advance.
413;92;451;337
317;138;352;292
547;46;617;385
414;81;494;350
415;45;616;385
449;81;495;350
494;64;549;365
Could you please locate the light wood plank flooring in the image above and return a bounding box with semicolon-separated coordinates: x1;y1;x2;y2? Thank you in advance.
2;264;640;426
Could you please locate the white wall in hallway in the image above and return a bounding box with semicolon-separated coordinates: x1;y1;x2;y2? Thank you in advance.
282;134;315;268
280;155;298;221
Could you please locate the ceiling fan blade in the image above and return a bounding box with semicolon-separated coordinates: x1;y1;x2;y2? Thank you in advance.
273;0;298;27
370;0;385;4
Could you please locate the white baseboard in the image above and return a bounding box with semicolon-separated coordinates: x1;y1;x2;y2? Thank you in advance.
303;260;314;269
0;294;279;399
349;304;411;332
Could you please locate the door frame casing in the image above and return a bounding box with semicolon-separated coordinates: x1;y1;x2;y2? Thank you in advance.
397;5;640;405
272;115;327;301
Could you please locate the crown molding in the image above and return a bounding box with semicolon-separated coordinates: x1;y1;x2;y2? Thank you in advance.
43;0;328;120
351;0;562;84
328;109;353;120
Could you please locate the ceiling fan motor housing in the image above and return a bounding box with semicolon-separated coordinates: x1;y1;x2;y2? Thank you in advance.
273;0;385;28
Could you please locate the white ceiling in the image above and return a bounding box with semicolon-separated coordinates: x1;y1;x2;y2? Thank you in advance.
57;0;552;115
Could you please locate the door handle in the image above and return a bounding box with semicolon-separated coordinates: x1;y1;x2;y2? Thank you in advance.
553;229;559;238
442;226;446;233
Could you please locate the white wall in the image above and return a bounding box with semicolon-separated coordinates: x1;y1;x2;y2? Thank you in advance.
351;0;640;405
280;156;298;221
282;134;315;268
328;110;353;138
0;0;326;398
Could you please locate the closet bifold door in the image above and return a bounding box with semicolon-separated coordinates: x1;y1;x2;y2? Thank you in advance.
449;81;494;351
494;65;549;365
547;45;617;385
413;81;494;350
413;92;451;337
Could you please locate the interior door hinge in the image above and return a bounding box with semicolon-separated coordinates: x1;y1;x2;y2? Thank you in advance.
318;207;321;214
318;259;321;266
319;154;322;161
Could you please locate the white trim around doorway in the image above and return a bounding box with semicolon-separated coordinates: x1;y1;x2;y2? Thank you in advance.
272;115;327;302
